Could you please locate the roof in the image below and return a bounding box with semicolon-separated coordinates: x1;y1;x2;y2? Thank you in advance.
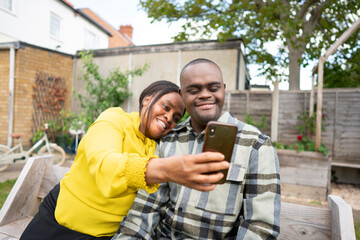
57;0;112;36
80;8;134;47
76;38;245;57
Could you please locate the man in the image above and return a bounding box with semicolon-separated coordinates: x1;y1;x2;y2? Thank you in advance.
113;58;281;239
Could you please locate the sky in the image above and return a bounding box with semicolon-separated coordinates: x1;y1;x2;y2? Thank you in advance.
70;0;314;90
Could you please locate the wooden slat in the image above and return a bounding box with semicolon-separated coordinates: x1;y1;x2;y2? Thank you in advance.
0;233;18;240
280;167;328;187
0;156;53;226
277;149;331;198
0;217;32;239
328;195;356;240
280;202;331;240
38;165;70;198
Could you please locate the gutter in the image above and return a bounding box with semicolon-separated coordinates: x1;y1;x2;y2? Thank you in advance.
0;42;20;147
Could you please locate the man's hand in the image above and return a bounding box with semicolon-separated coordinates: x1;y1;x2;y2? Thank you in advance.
145;152;229;191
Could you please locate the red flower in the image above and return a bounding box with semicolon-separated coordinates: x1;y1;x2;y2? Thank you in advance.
297;135;303;141
322;114;326;118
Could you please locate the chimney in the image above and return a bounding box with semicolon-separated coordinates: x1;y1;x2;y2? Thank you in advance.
119;25;133;40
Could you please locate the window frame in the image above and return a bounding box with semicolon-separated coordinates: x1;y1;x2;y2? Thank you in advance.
49;12;61;40
0;0;14;13
84;28;99;49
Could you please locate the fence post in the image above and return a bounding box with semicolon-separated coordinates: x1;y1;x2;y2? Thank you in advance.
271;80;279;142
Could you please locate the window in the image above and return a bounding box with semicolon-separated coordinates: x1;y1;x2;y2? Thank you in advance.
50;13;61;40
84;29;98;49
0;0;13;12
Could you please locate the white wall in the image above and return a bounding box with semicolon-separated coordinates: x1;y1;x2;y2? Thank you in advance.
0;0;109;54
73;40;249;113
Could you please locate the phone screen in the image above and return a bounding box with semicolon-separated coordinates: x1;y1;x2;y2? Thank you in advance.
202;121;238;184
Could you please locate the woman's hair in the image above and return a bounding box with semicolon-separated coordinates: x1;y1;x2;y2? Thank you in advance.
139;80;180;112
139;80;182;137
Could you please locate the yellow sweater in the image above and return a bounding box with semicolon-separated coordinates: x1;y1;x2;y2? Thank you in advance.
55;108;158;237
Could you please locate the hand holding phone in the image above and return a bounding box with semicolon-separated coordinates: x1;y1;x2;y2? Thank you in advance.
202;121;238;184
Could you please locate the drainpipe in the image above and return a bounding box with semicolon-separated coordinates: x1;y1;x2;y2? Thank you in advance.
127;53;133;112
7;47;15;147
0;42;19;147
177;50;182;86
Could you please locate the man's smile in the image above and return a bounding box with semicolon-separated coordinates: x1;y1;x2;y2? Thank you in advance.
194;101;216;110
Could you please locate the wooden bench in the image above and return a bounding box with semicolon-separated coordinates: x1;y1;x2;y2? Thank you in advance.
0;155;356;239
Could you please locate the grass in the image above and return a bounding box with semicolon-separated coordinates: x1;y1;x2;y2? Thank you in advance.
0;179;16;210
309;200;322;206
355;221;360;240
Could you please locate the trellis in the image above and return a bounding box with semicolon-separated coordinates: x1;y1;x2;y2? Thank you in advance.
311;17;360;150
31;72;66;142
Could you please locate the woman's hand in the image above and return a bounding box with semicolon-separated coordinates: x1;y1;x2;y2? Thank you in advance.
145;152;229;191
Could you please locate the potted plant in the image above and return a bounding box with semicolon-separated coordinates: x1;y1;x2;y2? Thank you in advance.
48;110;84;153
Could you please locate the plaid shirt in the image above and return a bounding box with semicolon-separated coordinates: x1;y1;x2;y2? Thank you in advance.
113;111;281;239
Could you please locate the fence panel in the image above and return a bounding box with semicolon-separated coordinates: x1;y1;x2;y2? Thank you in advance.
225;91;272;136
224;89;360;167
332;90;360;164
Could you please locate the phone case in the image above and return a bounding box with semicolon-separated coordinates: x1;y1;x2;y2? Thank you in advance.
202;121;238;184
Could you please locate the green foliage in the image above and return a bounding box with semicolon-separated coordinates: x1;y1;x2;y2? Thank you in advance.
31;129;44;143
273;142;295;151
0;179;16;210
140;0;360;88
323;49;360;88
295;136;328;156
48;110;86;145
296;111;325;137
244;112;267;132
331;170;338;182
273;110;328;155
179;111;190;123
273;137;328;156
77;51;148;128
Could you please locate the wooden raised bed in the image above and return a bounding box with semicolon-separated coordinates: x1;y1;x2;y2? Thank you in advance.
277;149;331;201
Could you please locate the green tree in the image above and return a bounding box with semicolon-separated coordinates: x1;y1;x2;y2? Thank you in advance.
77;51;148;128
140;0;359;90
323;48;360;88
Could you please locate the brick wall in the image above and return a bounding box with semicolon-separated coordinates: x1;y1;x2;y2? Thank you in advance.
0;45;74;148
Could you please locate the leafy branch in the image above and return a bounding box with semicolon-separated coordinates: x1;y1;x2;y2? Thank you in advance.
76;51;148;128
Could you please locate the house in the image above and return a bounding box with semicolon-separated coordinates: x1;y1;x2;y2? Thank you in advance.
0;0;133;55
80;8;134;48
0;0;134;147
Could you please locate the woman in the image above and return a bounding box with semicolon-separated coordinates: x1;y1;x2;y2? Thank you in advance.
20;80;185;239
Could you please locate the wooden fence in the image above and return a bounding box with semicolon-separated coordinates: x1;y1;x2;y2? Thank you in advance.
223;88;360;169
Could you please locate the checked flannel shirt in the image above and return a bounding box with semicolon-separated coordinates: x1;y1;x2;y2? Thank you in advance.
113;111;281;239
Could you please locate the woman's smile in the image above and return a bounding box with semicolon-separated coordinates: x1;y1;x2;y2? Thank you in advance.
156;118;167;129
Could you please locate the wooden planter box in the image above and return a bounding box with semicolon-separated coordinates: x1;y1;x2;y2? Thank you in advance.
277;149;331;201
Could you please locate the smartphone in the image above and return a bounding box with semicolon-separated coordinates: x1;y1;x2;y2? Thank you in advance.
202;121;238;184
